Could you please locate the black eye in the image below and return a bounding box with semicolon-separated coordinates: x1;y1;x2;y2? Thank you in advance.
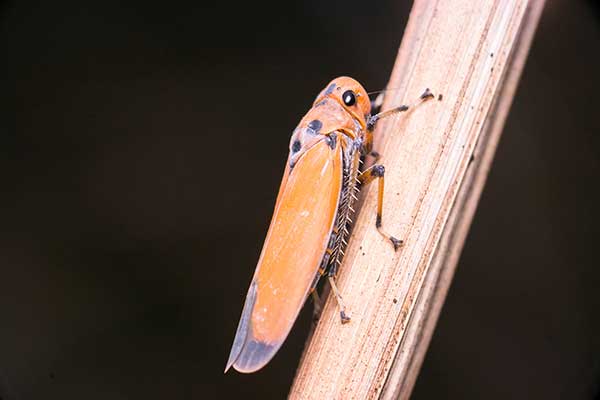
342;90;356;106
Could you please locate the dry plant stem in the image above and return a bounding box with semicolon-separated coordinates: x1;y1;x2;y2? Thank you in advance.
382;1;546;398
290;0;545;399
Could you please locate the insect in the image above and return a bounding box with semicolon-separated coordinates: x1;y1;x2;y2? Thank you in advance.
225;77;433;373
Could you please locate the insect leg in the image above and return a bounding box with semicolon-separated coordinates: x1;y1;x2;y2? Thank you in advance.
369;150;381;163
314;227;351;323
363;89;432;161
367;88;433;131
359;128;379;161
328;276;351;324
359;164;403;251
311;291;322;322
309;246;332;321
370;92;385;114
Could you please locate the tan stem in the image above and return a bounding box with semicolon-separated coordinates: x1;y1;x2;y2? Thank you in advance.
290;0;545;398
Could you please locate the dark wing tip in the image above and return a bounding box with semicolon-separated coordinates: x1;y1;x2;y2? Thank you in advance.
231;339;278;373
225;279;286;374
225;328;281;374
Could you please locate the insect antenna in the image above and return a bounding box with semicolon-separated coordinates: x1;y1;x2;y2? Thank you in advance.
366;87;401;97
367;87;402;112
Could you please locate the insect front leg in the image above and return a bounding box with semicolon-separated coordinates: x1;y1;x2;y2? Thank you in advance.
370;92;385;114
359;164;402;251
362;122;381;163
359;88;434;250
367;88;434;132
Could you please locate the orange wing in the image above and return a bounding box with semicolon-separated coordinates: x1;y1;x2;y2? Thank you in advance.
226;137;342;373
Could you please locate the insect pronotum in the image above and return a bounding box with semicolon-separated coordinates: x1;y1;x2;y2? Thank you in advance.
226;77;433;373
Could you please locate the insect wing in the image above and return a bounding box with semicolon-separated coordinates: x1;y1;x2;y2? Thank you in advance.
226;138;342;373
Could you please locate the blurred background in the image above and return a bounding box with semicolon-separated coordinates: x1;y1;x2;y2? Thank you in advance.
2;0;600;398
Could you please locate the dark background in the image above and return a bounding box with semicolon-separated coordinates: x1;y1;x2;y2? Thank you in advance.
2;0;599;398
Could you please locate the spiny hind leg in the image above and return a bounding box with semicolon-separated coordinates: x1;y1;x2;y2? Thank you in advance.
311;229;351;324
359;164;402;251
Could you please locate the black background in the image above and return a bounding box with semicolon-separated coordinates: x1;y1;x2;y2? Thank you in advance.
2;0;600;398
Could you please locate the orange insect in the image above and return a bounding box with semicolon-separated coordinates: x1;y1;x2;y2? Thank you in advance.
225;77;433;373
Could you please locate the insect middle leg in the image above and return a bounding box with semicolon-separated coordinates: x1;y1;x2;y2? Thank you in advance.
359;88;434;249
359;164;402;251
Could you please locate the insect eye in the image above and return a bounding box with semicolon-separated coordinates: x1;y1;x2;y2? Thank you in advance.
342;90;356;106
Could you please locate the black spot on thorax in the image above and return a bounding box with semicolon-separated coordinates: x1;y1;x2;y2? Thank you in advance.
324;83;336;95
292;140;301;152
308;119;322;134
326;133;337;149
